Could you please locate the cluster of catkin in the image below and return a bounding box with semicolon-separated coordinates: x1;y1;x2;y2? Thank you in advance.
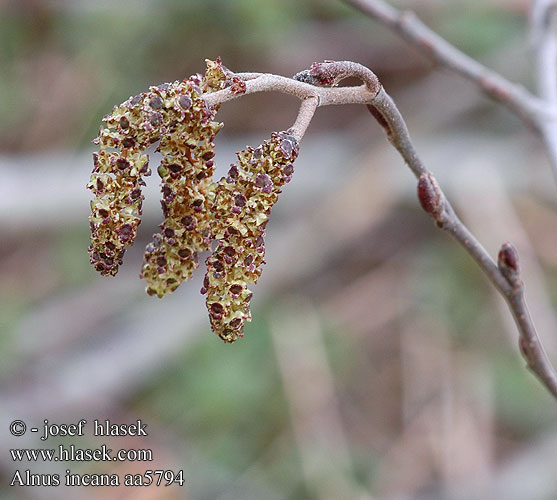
88;59;299;342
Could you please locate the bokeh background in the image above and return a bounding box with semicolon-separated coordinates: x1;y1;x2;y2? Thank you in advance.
2;0;557;498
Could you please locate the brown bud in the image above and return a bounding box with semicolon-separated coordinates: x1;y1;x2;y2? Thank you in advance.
498;242;519;272
308;62;336;86
498;242;521;286
417;173;442;217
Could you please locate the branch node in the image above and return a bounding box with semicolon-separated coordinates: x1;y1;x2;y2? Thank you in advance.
300;60;382;95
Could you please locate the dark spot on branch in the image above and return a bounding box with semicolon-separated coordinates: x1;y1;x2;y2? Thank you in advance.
367;104;391;136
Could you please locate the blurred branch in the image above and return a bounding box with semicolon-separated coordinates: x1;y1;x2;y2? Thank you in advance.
270;300;374;500
208;60;557;398
342;0;550;124
532;0;557;186
342;0;557;186
532;0;557;104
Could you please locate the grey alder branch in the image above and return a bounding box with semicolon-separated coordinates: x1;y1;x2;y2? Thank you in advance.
202;60;557;399
289;97;319;141
204;72;380;109
343;0;557;186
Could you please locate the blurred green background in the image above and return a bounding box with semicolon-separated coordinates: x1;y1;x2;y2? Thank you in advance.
2;0;557;499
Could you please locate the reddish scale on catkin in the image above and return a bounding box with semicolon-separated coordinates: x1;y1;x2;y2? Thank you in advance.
203;132;299;342
140;62;228;297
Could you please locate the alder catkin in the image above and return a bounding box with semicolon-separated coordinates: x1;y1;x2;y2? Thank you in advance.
202;131;299;342
87;90;155;276
140;63;227;297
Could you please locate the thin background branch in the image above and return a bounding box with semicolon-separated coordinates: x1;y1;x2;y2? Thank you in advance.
533;0;557;104
532;0;557;185
343;0;557;187
342;0;549;122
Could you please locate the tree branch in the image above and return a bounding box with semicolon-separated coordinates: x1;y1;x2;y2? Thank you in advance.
289;97;319;141
362;68;557;398
342;0;553;124
202;61;557;399
204;66;381;109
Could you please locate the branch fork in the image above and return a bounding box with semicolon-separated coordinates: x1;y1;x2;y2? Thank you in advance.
202;59;557;398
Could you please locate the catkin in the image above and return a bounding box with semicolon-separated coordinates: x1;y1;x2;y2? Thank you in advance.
203;132;299;342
